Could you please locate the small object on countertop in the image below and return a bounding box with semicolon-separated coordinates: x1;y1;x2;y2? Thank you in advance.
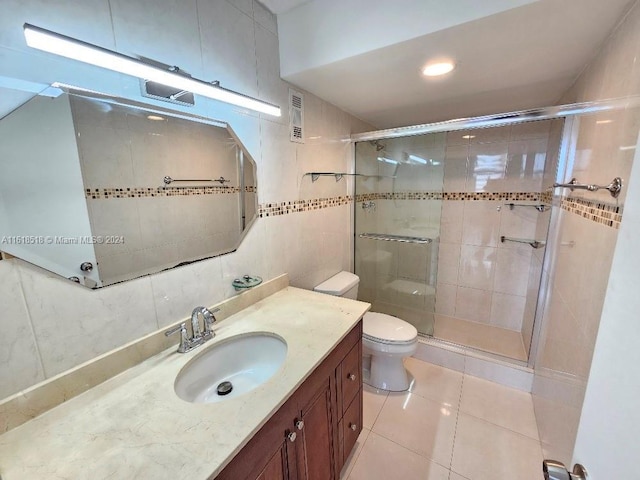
232;275;263;291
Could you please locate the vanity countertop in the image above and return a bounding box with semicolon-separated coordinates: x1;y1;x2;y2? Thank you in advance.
0;286;370;480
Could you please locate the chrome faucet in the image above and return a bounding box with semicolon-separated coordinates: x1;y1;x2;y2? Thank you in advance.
165;306;219;353
192;306;217;341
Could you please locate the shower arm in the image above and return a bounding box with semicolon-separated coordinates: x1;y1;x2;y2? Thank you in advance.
553;177;622;198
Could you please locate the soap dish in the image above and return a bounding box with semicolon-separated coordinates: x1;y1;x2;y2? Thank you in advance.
232;275;263;291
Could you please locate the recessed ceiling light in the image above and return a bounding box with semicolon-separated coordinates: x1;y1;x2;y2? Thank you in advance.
462;134;475;139
147;115;164;121
422;61;455;77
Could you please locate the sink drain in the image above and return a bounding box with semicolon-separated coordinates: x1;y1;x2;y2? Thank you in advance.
217;381;233;396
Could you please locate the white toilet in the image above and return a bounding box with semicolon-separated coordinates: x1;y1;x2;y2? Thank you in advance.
314;271;418;392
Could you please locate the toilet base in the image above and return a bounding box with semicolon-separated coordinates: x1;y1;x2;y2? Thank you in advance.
365;354;411;392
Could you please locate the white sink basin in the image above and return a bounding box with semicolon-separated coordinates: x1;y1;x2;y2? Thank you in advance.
174;333;287;403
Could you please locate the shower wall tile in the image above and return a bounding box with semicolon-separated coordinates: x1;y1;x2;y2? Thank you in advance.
440;201;464;243
466;143;508;192
458;245;496;290
444;145;468;191
437;242;460;285
436;121;555;342
490;292;527;331
469;126;511;144
461;201;501;247
435;282;457;317
499;205;538;242
494;247;531;296
510;120;552;141
455;286;492;324
397;243;431;282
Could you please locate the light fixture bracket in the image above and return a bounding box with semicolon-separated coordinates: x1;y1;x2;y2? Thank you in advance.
141;66;195;106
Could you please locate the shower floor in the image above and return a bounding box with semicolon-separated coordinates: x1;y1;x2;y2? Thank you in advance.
433;314;527;361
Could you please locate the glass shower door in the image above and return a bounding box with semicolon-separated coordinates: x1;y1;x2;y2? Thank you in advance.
354;133;445;335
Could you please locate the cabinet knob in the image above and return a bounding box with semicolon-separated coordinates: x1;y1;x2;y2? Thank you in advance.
349;423;357;431
295;420;304;430
347;373;356;381
287;431;297;442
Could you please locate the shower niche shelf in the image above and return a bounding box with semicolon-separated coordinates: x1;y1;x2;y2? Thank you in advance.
504;203;550;212
304;172;395;182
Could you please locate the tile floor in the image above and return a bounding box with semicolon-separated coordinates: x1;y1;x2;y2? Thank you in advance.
341;357;543;480
433;314;527;361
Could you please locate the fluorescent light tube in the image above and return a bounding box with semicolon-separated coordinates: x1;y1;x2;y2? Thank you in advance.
23;23;281;117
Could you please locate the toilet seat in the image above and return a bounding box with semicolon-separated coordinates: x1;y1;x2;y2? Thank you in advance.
363;312;418;346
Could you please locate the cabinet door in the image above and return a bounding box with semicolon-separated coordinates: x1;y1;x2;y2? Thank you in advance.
257;438;298;480
257;442;287;480
296;377;335;480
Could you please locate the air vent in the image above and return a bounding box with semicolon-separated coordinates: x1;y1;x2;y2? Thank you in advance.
289;88;304;143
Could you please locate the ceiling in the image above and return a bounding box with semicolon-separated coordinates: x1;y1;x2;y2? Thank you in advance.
273;0;635;128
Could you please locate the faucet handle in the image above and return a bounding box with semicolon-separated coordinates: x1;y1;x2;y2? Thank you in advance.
202;307;218;337
165;322;190;353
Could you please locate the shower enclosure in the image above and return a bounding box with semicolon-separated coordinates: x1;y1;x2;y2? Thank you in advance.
354;118;564;362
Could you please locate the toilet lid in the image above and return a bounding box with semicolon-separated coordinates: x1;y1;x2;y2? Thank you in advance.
363;312;418;345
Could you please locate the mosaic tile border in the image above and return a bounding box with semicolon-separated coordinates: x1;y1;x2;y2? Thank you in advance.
355;192;542;202
84;187;623;229
258;196;353;217
560;195;622;229
85;186;253;199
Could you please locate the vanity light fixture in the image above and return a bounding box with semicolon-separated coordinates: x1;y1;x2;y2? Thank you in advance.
462;134;476;139
23;23;281;117
422;60;455;77
146;115;164;121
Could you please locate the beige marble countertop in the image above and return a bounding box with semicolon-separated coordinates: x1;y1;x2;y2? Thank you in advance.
0;287;370;480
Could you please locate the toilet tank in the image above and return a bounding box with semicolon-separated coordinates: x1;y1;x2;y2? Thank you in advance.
314;271;360;300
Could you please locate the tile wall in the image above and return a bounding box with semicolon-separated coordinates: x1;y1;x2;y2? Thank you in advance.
437;121;553;336
0;0;371;401
532;1;640;464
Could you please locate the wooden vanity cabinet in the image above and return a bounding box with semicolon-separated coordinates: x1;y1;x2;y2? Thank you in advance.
215;320;363;480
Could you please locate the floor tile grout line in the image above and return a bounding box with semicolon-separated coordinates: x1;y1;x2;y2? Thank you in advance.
458;373;542;441
364;387;389;431
367;428;454;472
457;406;542;443
448;373;466;478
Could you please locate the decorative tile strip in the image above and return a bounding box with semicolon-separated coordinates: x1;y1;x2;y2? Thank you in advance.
540;191;553;205
355;192;542;202
560;195;622;229
84;187;623;229
258;196;353;217
85;186;245;199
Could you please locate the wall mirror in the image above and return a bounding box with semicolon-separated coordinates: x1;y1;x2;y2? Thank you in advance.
0;89;258;288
